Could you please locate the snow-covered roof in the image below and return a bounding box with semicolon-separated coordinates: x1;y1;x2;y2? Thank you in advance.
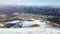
6;20;20;23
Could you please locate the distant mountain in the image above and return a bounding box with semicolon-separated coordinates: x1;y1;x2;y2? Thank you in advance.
0;4;60;16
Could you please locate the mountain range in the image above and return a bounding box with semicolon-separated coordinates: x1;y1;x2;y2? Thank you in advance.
0;4;60;16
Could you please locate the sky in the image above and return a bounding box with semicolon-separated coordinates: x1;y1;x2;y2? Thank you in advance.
0;0;60;6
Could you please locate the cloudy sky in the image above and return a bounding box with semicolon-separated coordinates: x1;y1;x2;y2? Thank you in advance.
0;0;60;6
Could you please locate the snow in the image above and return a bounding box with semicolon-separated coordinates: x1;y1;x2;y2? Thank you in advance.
0;19;60;34
22;20;54;28
0;28;60;34
22;20;40;28
6;20;20;23
22;19;60;28
0;23;4;26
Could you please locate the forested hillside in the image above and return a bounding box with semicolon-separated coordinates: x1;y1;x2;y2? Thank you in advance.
0;5;60;16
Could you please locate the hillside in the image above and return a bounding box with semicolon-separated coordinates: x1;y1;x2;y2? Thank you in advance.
0;28;60;34
0;5;60;24
0;5;60;16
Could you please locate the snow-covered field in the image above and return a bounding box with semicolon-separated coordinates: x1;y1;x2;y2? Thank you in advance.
0;19;60;34
0;28;60;34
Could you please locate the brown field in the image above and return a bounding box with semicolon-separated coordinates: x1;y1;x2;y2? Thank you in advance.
45;21;60;27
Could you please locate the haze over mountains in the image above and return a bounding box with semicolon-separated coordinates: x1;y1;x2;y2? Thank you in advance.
0;4;60;16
